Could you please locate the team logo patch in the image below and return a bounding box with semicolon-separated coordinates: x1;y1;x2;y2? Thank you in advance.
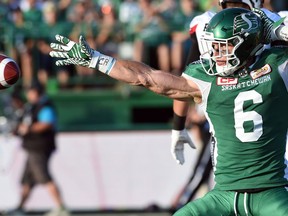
250;64;271;80
217;77;238;85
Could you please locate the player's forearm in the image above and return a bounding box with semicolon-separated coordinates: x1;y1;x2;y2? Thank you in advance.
173;100;190;116
172;100;190;130
109;60;196;100
48;34;199;100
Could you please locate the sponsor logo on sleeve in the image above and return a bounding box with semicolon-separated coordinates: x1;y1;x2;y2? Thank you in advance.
250;64;272;79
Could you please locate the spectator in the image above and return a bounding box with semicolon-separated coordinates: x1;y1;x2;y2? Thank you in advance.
37;1;75;89
119;0;140;27
67;0;100;77
95;1;124;57
132;0;171;71
118;0;141;60
96;1;124;57
9;7;33;88
0;2;10;52
10;82;69;216
20;0;42;24
11;0;43;88
170;0;201;75
56;0;73;22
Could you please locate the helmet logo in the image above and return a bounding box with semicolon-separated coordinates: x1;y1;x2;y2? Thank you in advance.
233;13;259;35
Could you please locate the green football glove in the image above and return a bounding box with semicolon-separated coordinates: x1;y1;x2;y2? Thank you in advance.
252;8;274;44
252;8;287;43
50;34;116;74
49;34;100;68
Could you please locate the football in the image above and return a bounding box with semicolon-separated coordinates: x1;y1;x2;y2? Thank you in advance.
0;54;21;89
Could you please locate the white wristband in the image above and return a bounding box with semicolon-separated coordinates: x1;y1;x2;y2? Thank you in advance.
88;51;116;75
89;51;100;68
171;129;182;137
97;55;116;75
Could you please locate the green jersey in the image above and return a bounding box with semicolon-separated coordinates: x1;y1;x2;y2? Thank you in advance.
183;47;288;191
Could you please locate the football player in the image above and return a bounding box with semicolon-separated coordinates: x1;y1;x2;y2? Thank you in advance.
171;0;285;208
49;7;288;215
171;0;282;167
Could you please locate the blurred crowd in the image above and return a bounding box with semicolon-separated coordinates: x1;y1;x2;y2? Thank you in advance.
0;0;216;92
0;0;287;92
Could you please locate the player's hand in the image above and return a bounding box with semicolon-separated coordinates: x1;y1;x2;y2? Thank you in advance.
49;34;100;68
171;129;196;165
252;8;287;43
252;8;274;44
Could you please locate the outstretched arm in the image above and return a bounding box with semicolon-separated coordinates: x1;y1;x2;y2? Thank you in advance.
49;34;201;101
49;34;201;165
110;60;199;100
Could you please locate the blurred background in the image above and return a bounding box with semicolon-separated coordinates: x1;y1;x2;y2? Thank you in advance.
0;0;287;215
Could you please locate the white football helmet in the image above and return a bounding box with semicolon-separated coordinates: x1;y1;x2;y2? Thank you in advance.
219;0;264;9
